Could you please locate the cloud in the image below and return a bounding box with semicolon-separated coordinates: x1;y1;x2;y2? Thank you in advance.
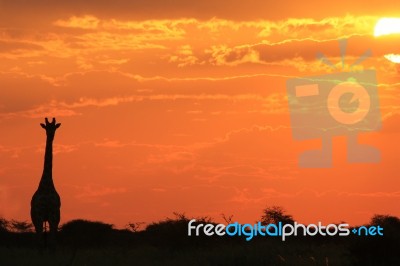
257;16;377;41
0;101;81;119
0;40;44;54
339;191;400;197
229;188;400;207
35;143;79;155
230;187;295;204
74;184;127;199
169;45;200;67
54;15;100;29
152;188;166;192
2;93;262;118
0;14;382;73
0;72;56;114
205;45;262;66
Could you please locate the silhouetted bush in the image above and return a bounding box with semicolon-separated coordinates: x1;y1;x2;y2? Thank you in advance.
349;214;400;265
0;217;9;233
60;219;115;247
10;220;34;233
140;212;221;247
0;217;35;247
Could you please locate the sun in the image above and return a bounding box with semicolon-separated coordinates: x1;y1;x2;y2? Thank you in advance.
374;18;400;63
374;18;400;37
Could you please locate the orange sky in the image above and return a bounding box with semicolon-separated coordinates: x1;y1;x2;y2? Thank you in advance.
0;1;399;228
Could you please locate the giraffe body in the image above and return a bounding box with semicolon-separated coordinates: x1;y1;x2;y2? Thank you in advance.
30;118;61;250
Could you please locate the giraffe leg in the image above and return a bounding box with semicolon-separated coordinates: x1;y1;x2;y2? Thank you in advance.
48;210;60;253
48;223;57;253
33;220;45;253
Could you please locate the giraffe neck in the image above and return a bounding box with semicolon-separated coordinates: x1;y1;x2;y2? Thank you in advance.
38;134;55;191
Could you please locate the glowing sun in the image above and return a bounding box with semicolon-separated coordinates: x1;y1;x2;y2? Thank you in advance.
374;18;400;63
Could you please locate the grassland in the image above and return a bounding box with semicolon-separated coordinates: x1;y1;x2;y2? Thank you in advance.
1;213;399;265
1;240;353;266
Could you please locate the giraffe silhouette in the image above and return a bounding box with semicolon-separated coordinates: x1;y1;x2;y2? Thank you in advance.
31;117;61;251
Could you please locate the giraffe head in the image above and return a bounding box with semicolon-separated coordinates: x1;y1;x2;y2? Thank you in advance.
40;117;61;138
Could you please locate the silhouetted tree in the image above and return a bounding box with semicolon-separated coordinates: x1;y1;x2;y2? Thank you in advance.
126;222;145;232
221;213;233;224
261;206;294;225
369;214;400;240
0;217;10;233
10;220;34;233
